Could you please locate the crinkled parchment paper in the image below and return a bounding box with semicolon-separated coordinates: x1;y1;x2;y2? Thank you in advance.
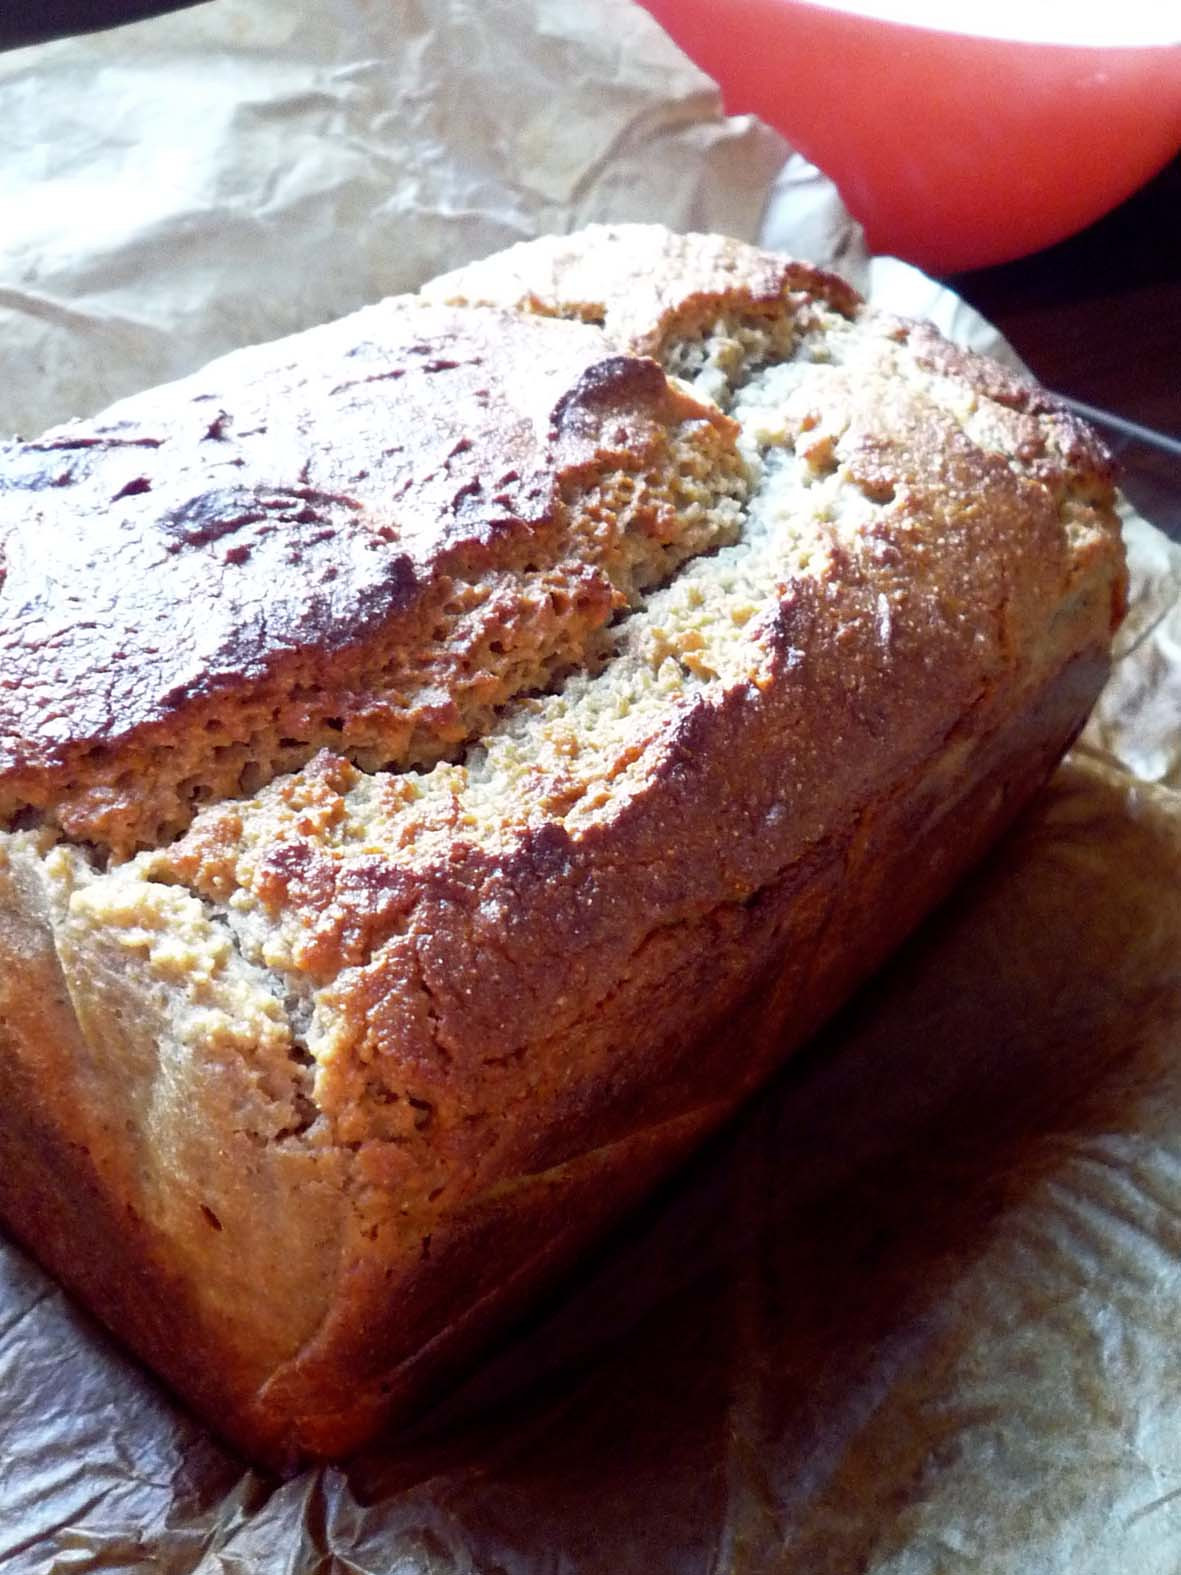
1;3;1178;1570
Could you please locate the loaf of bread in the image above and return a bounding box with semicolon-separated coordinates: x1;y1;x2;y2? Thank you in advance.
0;226;1124;1469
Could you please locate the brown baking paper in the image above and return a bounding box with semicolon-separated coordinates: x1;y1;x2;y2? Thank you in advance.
1;3;1179;1571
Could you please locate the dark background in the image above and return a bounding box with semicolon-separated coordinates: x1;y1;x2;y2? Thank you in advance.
0;0;212;49
953;157;1181;537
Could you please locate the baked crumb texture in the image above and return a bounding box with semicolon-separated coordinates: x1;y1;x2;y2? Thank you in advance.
0;226;1125;1467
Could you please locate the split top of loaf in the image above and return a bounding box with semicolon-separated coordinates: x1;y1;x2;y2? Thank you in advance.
0;228;1115;863
0;302;745;853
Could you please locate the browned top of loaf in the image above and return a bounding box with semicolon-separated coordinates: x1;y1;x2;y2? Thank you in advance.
0;224;1119;867
0;299;740;852
424;223;861;353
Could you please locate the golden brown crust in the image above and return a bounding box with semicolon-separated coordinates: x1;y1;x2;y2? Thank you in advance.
422;222;861;354
0;301;741;854
0;225;1126;1468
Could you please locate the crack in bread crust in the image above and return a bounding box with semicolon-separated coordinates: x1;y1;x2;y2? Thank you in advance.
0;305;748;856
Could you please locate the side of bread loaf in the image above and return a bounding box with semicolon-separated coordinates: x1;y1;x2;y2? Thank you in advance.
0;227;1124;1468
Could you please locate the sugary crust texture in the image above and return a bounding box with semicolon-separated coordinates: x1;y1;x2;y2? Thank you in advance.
0;225;1126;1468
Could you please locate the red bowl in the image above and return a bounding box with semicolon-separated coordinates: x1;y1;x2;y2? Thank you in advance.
639;0;1181;271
